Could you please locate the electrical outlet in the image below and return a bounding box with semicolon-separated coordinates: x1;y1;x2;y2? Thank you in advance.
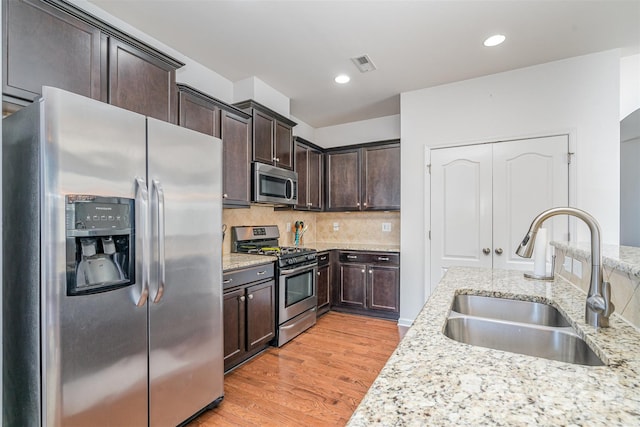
286;222;291;231
333;222;340;231
382;222;391;232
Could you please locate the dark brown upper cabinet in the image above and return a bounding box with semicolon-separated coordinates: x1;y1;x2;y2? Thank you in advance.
108;38;178;123
234;100;297;171
177;84;252;208
294;137;323;211
3;0;183;121
326;140;400;211
3;0;106;105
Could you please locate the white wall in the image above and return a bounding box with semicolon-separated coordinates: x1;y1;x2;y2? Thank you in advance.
400;50;621;324
621;54;640;120
233;76;290;118
315;115;400;148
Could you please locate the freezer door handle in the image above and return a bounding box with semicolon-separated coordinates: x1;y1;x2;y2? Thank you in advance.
135;177;150;307
152;180;166;303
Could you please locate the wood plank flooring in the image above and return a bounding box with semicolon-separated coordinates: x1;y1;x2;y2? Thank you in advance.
190;312;402;426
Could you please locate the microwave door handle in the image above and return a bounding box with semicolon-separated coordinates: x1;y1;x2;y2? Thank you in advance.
286;178;294;200
135;177;149;307
152;180;166;303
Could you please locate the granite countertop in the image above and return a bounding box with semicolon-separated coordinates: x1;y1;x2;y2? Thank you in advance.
311;242;400;253
551;241;640;279
222;253;277;272
348;267;640;426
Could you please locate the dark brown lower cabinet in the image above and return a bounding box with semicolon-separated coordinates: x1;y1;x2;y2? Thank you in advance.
333;251;400;320
223;264;275;372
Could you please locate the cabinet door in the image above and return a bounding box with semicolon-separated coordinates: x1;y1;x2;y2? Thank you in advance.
317;264;331;312
108;38;176;122
246;281;275;351
177;91;220;137
308;148;323;210
252;110;274;164
338;264;367;308
363;144;400;210
3;0;105;103
222;111;252;207
274;121;293;170
223;288;246;371
295;143;309;209
368;265;400;313
326;149;361;211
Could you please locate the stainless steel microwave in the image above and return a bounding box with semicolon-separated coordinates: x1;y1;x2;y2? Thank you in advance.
252;162;298;205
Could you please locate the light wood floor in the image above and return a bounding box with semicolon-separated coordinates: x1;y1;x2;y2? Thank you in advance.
190;312;402;426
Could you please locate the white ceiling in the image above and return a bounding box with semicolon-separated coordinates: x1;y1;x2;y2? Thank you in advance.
87;0;640;128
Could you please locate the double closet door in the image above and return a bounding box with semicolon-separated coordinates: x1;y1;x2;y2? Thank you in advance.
430;135;569;285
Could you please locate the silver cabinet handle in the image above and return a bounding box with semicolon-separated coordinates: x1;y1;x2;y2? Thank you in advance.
135;177;149;307
256;270;267;276
248;294;254;300
361;269;365;273
495;248;503;255
377;256;390;261
152;179;166;304
356;202;360;207
307;202;312;206
347;255;358;260
223;278;233;284
273;157;280;162
223;193;228;199
369;270;373;274
482;248;491;255
363;202;368;207
239;295;245;302
317;271;321;276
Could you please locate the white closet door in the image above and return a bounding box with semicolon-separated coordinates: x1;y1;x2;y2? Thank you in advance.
430;144;493;285
492;135;569;271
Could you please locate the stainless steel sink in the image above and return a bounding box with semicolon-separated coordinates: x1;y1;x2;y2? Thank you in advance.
451;294;571;327
444;295;605;366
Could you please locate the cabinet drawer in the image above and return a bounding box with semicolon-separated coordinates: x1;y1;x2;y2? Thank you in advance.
317;251;331;266
339;251;399;265
223;263;274;290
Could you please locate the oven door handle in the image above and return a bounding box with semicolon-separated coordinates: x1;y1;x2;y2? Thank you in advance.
280;264;317;276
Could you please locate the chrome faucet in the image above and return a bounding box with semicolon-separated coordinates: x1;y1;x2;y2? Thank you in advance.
516;207;614;328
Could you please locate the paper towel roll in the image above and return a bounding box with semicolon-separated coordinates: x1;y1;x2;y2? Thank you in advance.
533;228;548;276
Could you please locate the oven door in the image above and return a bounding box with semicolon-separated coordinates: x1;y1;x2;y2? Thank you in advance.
279;263;317;323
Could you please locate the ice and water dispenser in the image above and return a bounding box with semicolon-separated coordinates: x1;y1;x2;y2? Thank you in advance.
65;195;135;295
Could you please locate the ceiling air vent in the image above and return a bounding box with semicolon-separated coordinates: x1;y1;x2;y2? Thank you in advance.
351;54;377;73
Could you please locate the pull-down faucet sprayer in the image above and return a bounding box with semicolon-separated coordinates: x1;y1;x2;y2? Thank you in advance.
516;207;614;328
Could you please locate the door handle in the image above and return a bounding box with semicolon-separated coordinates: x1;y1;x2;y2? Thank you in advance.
135;177;149;307
482;248;491;255
152;180;166;303
495;248;503;255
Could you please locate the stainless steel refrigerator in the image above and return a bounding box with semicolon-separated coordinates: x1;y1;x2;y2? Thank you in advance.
3;87;224;426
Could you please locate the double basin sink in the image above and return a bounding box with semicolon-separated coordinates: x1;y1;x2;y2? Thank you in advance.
444;294;604;366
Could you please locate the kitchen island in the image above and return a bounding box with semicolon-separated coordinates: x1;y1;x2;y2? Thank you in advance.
348;267;640;426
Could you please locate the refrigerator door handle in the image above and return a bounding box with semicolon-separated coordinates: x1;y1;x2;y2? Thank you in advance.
152;179;166;303
135;177;150;307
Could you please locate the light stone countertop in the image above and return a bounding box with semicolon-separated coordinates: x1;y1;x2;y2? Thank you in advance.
348;267;640;426
222;253;277;272
551;241;640;279
311;242;400;253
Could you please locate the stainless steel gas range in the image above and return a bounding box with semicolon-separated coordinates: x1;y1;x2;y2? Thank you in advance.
231;225;318;346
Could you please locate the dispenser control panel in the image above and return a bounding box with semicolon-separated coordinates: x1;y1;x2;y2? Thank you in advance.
65;195;135;296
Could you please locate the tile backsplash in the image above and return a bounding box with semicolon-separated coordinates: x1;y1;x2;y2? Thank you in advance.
222;205;400;254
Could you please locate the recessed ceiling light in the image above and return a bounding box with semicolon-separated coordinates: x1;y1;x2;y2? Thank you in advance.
484;34;506;47
334;74;350;84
